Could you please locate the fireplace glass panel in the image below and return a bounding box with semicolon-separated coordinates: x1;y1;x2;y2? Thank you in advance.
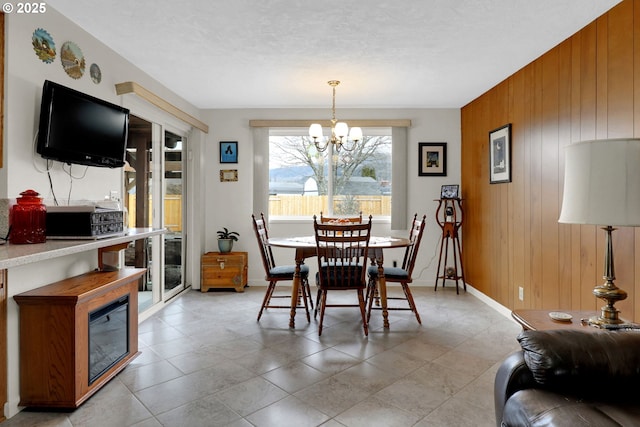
88;295;129;384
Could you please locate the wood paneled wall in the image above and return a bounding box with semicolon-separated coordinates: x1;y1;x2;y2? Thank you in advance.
461;0;640;322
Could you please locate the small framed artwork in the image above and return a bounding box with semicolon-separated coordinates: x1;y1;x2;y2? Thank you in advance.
220;141;238;163
441;184;459;199
489;124;512;184
419;142;447;176
220;169;238;182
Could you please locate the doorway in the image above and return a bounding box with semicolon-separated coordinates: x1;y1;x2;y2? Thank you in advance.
125;115;187;312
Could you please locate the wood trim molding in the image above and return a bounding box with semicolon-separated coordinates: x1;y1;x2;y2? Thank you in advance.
115;81;209;133
1;12;4;168
249;119;411;128
0;13;5;419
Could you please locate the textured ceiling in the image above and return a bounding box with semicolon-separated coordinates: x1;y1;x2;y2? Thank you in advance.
47;0;621;109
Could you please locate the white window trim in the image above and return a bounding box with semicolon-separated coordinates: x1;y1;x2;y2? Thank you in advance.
252;121;409;229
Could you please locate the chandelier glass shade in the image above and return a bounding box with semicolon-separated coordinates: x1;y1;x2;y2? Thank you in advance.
309;80;362;152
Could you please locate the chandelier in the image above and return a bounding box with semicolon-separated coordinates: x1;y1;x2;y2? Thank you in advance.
309;80;362;152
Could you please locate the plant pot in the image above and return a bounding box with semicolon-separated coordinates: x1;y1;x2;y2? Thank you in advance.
217;239;234;253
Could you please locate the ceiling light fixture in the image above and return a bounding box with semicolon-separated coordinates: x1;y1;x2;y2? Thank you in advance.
309;80;362;152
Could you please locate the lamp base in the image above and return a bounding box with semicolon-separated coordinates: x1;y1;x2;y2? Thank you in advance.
582;225;637;329
587;316;639;329
592;283;627;324
586;283;627;328
587;315;626;329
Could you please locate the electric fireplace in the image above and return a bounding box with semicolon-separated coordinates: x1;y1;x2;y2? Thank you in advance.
88;295;130;384
15;264;145;409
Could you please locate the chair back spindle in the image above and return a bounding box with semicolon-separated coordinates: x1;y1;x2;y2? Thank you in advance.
319;211;363;225
252;213;276;273
251;213;312;322
313;215;372;336
366;213;426;324
401;214;427;277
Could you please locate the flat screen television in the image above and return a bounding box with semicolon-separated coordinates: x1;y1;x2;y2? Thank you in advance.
37;80;129;168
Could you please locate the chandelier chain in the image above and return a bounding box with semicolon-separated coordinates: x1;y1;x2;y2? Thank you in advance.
309;80;362;153
330;80;338;126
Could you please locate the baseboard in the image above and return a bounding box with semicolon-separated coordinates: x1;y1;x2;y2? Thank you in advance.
412;279;515;322
5;398;21;419
464;283;514;321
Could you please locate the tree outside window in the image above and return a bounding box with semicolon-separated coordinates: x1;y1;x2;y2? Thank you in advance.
269;131;392;218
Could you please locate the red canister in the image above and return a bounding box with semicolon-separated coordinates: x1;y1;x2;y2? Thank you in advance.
9;190;47;244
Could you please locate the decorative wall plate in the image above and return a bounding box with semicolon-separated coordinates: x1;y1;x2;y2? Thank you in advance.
90;63;102;84
60;41;85;79
32;28;56;63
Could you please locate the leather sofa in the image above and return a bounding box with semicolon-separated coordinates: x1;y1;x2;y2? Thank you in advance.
494;329;640;426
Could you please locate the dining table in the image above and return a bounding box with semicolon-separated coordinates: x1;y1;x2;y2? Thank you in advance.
267;235;413;329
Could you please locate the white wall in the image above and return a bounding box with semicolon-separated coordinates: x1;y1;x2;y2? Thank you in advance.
3;7;206;418
3;6;207;278
202;108;461;288
2;5;463;418
4;7;201;202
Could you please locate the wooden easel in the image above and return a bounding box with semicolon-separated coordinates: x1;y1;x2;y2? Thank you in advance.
434;198;466;294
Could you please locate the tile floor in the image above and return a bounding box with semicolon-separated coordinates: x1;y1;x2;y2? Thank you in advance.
4;284;522;427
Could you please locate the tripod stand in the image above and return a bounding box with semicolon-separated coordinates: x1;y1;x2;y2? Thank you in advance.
434;198;466;294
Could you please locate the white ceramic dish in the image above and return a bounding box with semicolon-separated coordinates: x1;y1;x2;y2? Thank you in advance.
548;311;572;322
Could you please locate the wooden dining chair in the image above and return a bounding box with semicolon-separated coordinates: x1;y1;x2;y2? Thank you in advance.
313;216;372;336
366;213;426;324
252;213;312;322
315;211;363;315
319;211;363;224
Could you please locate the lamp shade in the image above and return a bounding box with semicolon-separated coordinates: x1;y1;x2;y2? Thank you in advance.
558;139;640;226
309;123;323;139
349;126;363;141
334;122;348;138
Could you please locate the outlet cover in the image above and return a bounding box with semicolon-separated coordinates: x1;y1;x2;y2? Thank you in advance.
518;286;524;301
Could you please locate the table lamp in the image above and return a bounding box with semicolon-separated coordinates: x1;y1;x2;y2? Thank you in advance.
558;138;640;328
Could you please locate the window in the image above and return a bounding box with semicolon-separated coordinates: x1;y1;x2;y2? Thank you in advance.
268;129;392;218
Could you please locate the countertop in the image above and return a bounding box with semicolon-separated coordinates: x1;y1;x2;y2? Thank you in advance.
0;228;165;269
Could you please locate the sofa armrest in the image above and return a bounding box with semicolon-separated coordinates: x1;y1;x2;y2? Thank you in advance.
517;330;640;395
494;350;537;427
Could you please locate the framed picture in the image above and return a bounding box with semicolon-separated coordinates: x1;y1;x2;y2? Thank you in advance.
489;124;511;183
441;184;459;199
418;142;447;176
220;169;238;182
220;141;238;164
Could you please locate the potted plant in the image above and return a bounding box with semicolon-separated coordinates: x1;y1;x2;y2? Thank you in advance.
217;227;239;253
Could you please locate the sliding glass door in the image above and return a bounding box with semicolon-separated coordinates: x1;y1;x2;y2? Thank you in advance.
163;130;186;300
125;116;187;311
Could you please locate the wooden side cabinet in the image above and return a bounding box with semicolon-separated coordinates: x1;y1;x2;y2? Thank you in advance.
14;268;146;409
201;251;247;292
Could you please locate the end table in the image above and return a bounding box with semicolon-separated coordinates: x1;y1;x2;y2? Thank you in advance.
512;309;599;332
